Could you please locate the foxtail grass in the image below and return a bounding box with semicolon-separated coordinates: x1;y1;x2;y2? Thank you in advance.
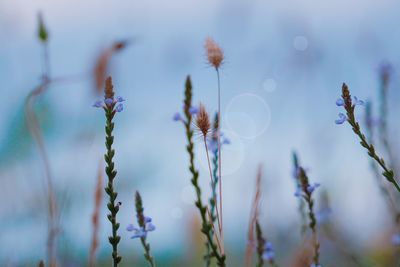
24;13;58;267
205;37;225;246
195;104;223;265
89;161;103;267
177;76;226;266
245;165;263;267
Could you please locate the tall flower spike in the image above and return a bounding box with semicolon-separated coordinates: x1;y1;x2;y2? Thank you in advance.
337;83;400;193
175;76;226;266
298;167;321;267
205;37;224;70
100;76;122;266
131;191;156;267
255;220;278;267
292;151;308;235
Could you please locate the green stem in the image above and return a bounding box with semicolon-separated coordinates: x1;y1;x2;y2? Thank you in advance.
298;168;320;266
341;84;399;193
104;104;121;267
135;192;156;267
182;76;225;267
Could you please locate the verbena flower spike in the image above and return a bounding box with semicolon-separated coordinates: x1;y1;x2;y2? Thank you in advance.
297;167;321;267
128;191;156;267
336;83;400;193
94;77;124;266
255;220;278;267
174;76;226;266
292;151;308;235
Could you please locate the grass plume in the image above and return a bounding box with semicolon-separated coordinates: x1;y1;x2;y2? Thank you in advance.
89;161;104;267
177;76;226;266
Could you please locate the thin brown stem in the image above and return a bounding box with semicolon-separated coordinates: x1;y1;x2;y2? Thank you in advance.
203;136;222;239
216;68;224;247
207;208;223;254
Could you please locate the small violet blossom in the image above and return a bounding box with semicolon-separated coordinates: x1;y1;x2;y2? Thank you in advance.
262;242;275;261
189;106;199;115
335;96;364;125
335;113;347;125
127;216;156;239
335;98;344;107
207;135;231;153
173;112;183;122
307;183;321;194
392;233;400;246
93;96;125;111
294;186;302;197
172;106;199;122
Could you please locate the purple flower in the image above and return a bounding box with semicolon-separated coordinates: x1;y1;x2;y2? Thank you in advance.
145;222;156;232
262;250;275;261
392;233;400;246
222;138;231;145
93;100;103;108
189;106;199;115
335;113;347;124
262;242;275;261
335;98;344;106
265;242;273;250
353;96;364;106
126;224;147;239
104;98;114;106
127;216;155;239
307;183;321;194
116;96;125;102
116;103;123;112
206;134;231;153
173;112;182;122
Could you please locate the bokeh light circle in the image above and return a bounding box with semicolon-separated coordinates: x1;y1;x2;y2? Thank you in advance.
262;78;277;92
195;129;245;176
224;93;271;140
293;36;308;51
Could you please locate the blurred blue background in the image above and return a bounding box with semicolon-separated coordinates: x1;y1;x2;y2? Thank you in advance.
1;0;400;265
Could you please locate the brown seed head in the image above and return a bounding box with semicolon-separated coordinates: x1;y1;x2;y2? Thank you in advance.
104;76;115;99
341;83;352;109
196;103;211;137
298;167;309;191
205;37;224;69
